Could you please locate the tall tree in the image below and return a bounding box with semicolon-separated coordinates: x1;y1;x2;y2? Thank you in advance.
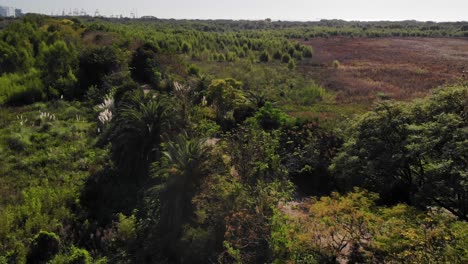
110;90;178;179
150;133;209;259
331;86;468;219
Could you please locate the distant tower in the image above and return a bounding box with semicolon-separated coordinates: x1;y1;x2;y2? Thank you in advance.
62;9;65;16
94;9;100;17
73;8;79;16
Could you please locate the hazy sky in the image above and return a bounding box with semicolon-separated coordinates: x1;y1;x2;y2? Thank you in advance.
1;0;467;21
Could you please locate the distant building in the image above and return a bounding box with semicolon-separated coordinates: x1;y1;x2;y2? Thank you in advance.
141;16;157;20
0;6;16;17
15;9;22;17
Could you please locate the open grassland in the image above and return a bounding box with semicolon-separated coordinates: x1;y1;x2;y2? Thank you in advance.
300;37;468;103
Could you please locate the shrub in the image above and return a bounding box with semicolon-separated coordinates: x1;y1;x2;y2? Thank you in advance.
288;60;296;70
195;118;221;137
0;70;44;106
273;50;282;60
68;247;91;264
293;50;303;60
288;85;326;106
116;213;137;242
259;51;270;62
249;102;293;130
218;53;226;62
332;60;340;69
303;46;314;58
281;54;291;63
188;64;200;76
226;51;237;62
181;42;192;53
6;134;29;152
49;247;92;264
27;231;60;263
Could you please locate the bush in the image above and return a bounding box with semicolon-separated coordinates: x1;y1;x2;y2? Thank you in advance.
303;46;314;58
249;102;293;130
281;54;291;63
49;247;92;264
259;51;270;62
195;118;221;137
6;134;29;152
181;42;192;53
332;60;340;69
293;50;303;60
80;46;124;88
27;231;60;264
188;64;200;76
0;70;44;106
294;85;325;105
5;86;44;106
68;247;91;264
273;50;282;60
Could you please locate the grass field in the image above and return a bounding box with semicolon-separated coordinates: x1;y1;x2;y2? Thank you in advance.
299;37;468;103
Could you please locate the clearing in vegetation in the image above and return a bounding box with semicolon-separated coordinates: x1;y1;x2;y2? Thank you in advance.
300;37;468;103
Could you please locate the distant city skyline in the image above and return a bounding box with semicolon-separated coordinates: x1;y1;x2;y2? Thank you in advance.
0;0;467;21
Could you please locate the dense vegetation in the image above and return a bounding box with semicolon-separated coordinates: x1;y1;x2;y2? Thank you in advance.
0;15;467;263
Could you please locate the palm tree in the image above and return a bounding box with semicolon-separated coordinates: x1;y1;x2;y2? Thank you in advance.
110;90;178;179
151;132;209;254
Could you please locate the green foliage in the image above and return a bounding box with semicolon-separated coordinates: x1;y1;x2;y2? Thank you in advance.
1;15;467;264
130;43;160;85
279;189;468;263
303;46;314;58
269;208;303;262
288;59;296;70
372;205;468;263
281;53;291;63
80;46;125;89
0;22;36;74
68;247;92;264
38;40;79;99
27;231;60;263
248;102;293;130
191;109;221;138
272;50;282;60
116;213;137;242
308;189;380;258
259;50;270;62
187;64;200;76
332;86;468;219
286;84;325;106
50;247;92;264
332;59;340;68
110;91;178;179
181;41;192;53
147;133;209;259
0;101;106;262
0;69;44;105
206;78;251;126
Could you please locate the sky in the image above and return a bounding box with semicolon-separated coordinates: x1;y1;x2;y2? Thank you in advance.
1;0;467;22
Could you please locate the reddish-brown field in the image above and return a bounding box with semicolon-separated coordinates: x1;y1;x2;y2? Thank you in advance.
299;37;468;103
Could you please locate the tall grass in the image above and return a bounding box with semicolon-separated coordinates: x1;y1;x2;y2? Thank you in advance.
286;84;326;106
